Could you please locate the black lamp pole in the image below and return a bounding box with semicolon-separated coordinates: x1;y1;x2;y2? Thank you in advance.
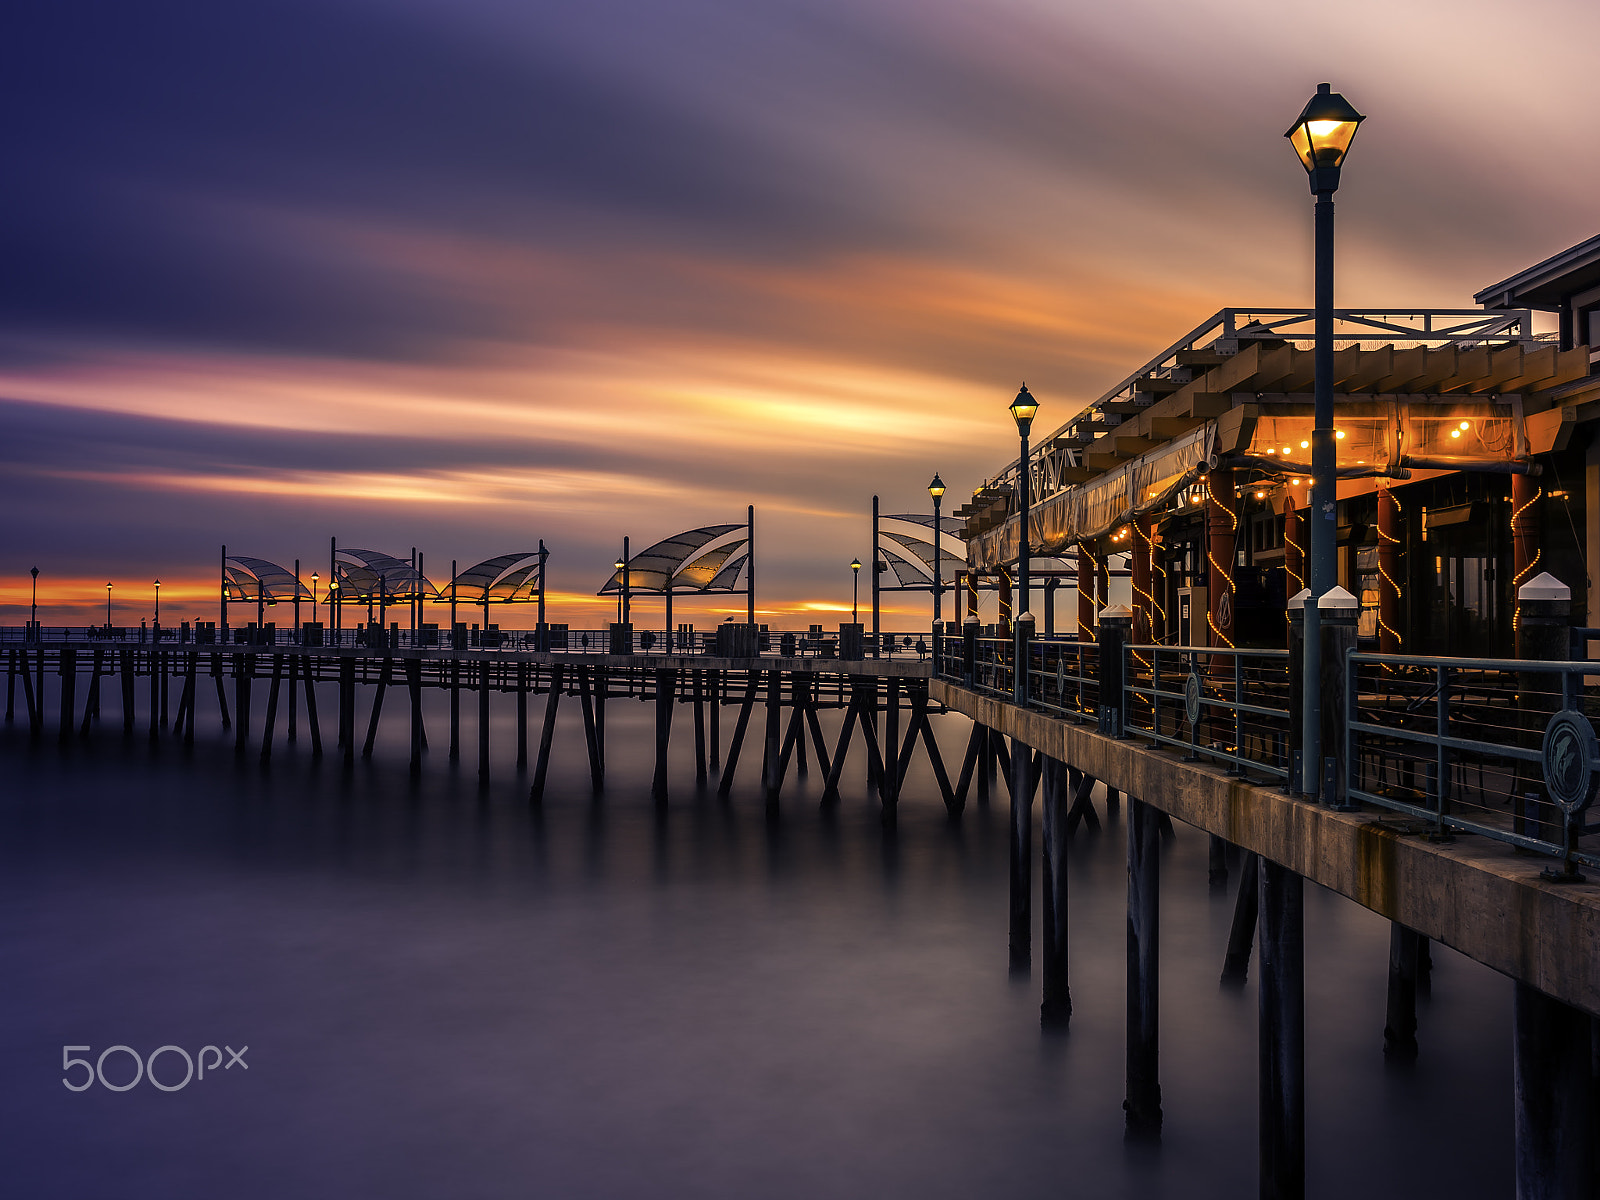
1009;386;1038;705
1286;82;1364;799
851;559;861;623
929;474;946;627
30;566;39;631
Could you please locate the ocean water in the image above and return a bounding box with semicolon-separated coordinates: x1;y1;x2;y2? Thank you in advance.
0;688;1513;1198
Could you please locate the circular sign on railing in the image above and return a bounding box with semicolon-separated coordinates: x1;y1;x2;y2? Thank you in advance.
1541;711;1600;817
1185;671;1203;727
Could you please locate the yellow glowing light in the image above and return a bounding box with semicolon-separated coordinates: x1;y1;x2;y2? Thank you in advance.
1300;440;1309;449
1458;421;1470;430
1254;490;1266;499
1291;478;1302;485
1450;429;1461;439
1282;446;1291;455
1265;447;1275;455
1335;430;1346;440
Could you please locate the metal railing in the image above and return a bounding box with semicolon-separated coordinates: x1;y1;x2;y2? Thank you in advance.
1124;645;1292;783
0;624;936;660
934;628;1595;871
1346;652;1598;872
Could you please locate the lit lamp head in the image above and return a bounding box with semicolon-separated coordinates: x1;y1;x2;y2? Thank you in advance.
851;558;862;574
928;473;945;501
1009;384;1038;437
1285;83;1364;193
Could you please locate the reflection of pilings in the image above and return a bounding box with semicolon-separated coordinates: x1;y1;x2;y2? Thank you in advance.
654;667;676;805
1513;980;1595;1197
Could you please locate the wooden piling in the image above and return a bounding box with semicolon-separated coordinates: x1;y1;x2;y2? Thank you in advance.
149;650;162;744
363;657;391;759
339;656;355;766
260;654;283;763
79;647;103;736
1258;857;1304;1197
301;664;321;755
211;654;230;731
58;647;77;745
1221;852;1260;985
407;657;424;776
183;653;198;745
1009;735;1032;966
1513;981;1595;1198
762;669;782;812
233;654;252;753
1126;795;1162;1133
692;669;707;785
478;657;490;786
516;661;528;768
449;657;460;761
5;647;15;722
1040;755;1071;1026
286;652;299;742
654;667;676;804
578;666;603;792
709;669;721;769
717;674;760;800
530;663;563;803
1383;922;1422;1059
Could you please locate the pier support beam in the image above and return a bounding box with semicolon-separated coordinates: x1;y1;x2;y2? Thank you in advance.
1513;981;1594;1200
478;657;490;787
1040;755;1071;1025
1009;736;1032;968
1125;795;1161;1133
530;663;563;803
1258;858;1305;1200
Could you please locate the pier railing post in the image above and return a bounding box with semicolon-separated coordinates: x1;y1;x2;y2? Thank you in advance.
1098;605;1131;738
962;614;978;687
1317;586;1358;809
1286;590;1307;795
1515;572;1573;849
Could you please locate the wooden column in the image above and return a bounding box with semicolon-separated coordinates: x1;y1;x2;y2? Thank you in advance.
1282;494;1304;598
1383;922;1421;1059
58;647;77;745
1077;542;1095;642
1512;471;1542;635
478;657;491;787
1376;486;1402;657
1207;467;1237;652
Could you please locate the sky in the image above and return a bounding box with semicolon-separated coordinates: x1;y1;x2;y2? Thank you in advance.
4;0;1598;627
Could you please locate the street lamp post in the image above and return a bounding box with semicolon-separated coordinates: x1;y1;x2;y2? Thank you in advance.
311;572;320;626
30;566;39;638
851;558;862;623
154;579;161;628
1286;82;1364;800
1009;385;1038;706
615;554;627;625
928;474;946;626
106;583;113;627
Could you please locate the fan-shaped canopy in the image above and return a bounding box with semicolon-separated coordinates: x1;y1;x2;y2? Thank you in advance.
333;549;438;601
449;553;545;603
599;525;749;595
223;556;312;602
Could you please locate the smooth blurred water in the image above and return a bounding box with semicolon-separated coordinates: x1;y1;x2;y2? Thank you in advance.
0;693;1513;1198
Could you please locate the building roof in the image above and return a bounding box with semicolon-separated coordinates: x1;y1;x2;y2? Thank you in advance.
1475;233;1600;310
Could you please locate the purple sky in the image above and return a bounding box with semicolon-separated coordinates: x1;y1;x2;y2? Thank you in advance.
4;0;1597;625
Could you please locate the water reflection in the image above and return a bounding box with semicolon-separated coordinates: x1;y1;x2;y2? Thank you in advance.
0;703;1513;1199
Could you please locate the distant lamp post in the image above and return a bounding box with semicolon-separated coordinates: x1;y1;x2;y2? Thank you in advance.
615;556;627;624
154;579;161;627
1287;82;1364;799
928;473;946;627
311;572;320;625
851;558;862;623
30;566;39;632
1009;385;1038;705
107;582;113;627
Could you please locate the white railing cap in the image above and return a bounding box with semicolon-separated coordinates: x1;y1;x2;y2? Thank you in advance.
1015;611;1036;624
1287;588;1312;610
1518;571;1570;602
1099;604;1133;621
1318;585;1360;611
